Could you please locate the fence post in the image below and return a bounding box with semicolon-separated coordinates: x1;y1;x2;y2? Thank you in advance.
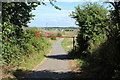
73;37;75;51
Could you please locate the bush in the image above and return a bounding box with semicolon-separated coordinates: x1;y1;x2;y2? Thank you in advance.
2;22;51;66
80;26;120;79
48;34;56;40
70;3;108;58
57;33;62;36
69;3;120;79
69;2;120;79
22;43;35;56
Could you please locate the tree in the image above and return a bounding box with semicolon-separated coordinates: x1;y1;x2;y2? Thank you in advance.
70;3;108;57
69;2;120;79
1;1;61;78
107;1;120;25
105;2;120;79
2;2;40;27
2;1;61;28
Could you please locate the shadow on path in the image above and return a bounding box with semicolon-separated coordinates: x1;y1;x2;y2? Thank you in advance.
12;69;82;80
44;54;73;60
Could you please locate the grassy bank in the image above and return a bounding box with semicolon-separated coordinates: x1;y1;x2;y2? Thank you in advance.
62;38;73;52
61;31;77;53
6;39;56;78
4;46;51;78
19;39;54;70
2;26;57;78
61;31;84;72
61;31;77;57
61;37;83;64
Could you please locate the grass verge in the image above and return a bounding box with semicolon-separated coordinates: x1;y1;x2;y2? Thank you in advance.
3;39;57;78
62;38;73;52
61;32;83;73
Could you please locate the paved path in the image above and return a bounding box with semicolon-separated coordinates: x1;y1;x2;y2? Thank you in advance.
26;38;72;79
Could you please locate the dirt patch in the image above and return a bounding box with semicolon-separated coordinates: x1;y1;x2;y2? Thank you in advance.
69;59;81;78
69;60;81;72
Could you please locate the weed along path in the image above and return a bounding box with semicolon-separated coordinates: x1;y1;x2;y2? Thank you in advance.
26;38;75;79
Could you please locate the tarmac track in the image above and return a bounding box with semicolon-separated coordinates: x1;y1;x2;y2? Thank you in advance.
26;38;74;80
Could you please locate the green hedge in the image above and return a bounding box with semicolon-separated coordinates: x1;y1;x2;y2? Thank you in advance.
2;22;51;66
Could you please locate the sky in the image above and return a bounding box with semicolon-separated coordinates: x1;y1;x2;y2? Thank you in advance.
28;2;111;27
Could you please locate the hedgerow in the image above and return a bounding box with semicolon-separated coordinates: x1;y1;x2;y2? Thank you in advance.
2;22;51;71
70;2;120;79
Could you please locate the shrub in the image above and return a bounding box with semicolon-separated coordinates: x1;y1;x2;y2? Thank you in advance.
2;22;51;66
57;33;62;36
48;34;56;40
70;3;108;58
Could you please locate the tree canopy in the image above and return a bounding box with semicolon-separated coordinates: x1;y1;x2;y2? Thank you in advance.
2;1;61;28
69;2;120;79
2;2;40;27
70;3;108;55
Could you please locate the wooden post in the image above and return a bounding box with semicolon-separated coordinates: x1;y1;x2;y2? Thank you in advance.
73;37;75;51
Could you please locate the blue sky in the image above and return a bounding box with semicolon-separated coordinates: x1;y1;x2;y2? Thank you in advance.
28;2;111;27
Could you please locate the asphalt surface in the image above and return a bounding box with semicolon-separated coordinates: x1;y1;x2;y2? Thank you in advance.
26;38;73;79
